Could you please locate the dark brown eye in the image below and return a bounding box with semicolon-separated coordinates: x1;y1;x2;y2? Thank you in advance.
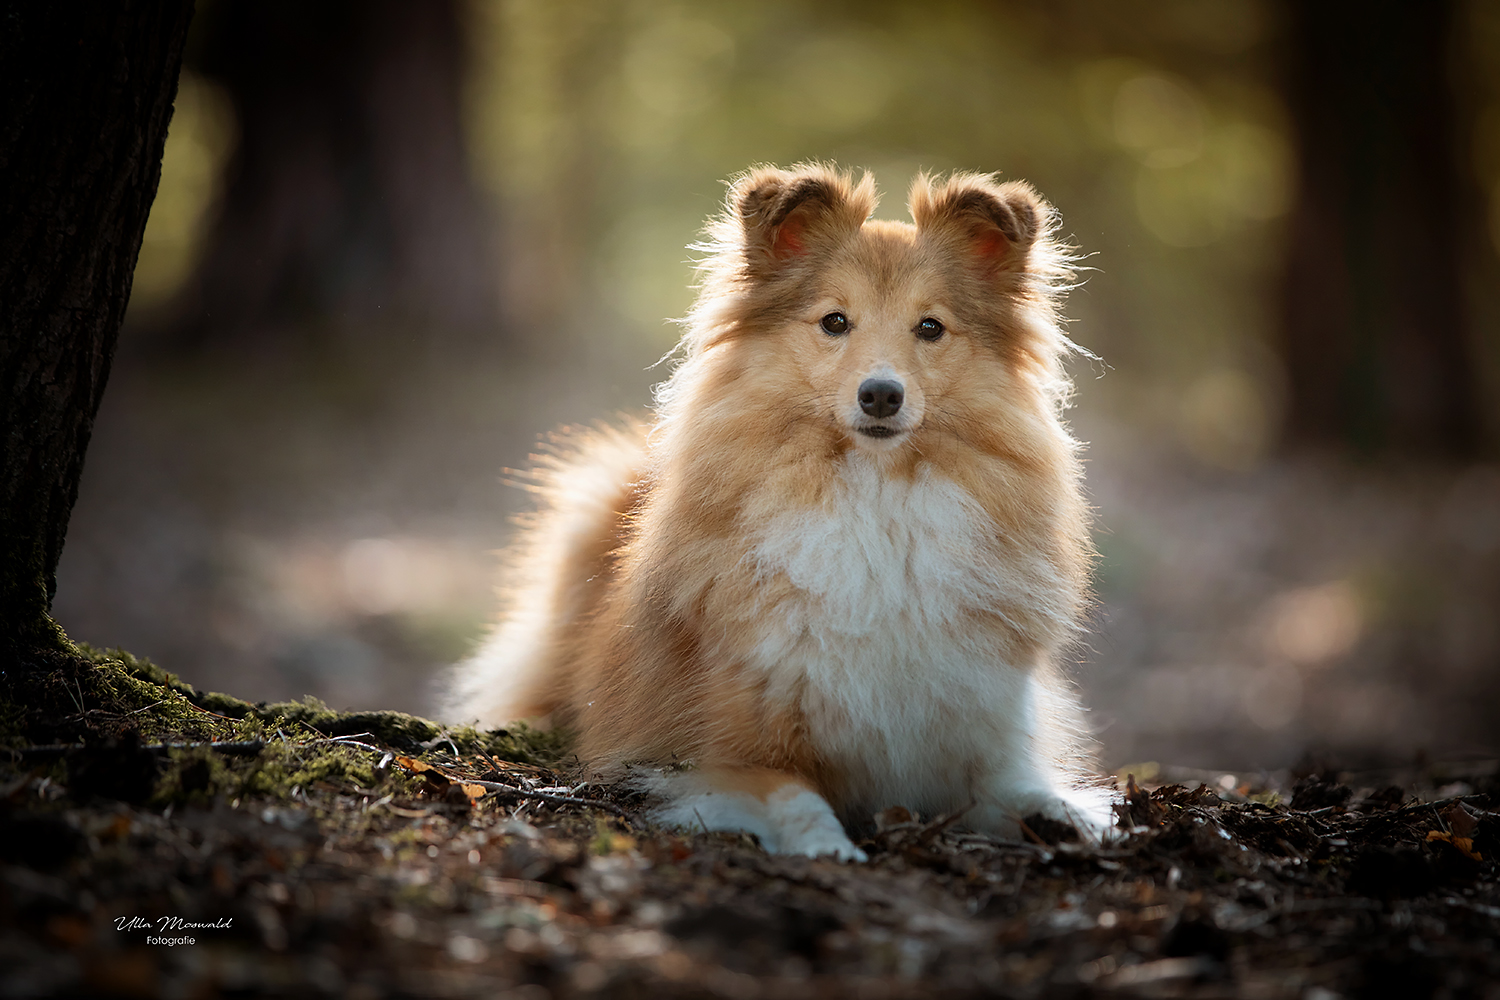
916;317;945;341
820;312;849;335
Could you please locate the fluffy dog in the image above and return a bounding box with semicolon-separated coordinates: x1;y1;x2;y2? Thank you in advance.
446;164;1111;860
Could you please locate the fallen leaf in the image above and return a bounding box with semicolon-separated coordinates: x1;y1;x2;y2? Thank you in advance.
875;805;914;831
1124;774;1164;828
394;755;438;776
1441;803;1479;840
1426;829;1482;862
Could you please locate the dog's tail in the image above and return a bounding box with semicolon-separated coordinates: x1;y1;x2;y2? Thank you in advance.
439;420;648;728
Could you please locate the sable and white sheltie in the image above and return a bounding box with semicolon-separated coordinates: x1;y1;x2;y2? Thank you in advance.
446;163;1113;860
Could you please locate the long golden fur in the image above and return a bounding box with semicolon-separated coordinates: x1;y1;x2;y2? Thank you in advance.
446;163;1110;858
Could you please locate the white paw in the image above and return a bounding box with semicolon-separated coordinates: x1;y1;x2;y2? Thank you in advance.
765;787;868;862
975;784;1119;842
775;826;869;862
1031;787;1117;842
648;775;868;862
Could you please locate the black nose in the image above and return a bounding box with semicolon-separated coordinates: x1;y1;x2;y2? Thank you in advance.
858;378;904;418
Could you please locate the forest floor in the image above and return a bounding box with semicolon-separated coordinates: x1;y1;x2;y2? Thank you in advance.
2;649;1498;999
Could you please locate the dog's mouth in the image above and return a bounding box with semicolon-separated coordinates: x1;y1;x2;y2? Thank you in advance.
857;425;900;439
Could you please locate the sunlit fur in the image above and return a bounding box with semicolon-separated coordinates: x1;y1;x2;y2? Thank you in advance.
446;163;1112;857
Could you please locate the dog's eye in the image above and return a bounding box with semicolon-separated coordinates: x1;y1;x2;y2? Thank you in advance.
820;312;849;335
916;317;945;341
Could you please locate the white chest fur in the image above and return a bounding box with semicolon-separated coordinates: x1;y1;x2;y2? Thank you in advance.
735;457;1053;816
751;458;1006;633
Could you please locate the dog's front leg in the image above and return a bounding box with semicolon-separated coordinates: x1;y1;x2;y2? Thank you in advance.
651;766;867;861
967;671;1117;841
970;774;1116;842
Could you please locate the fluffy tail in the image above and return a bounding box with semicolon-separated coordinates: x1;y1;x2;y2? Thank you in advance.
440;422;647;727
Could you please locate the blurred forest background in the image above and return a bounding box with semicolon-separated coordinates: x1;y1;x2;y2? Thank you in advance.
54;0;1500;772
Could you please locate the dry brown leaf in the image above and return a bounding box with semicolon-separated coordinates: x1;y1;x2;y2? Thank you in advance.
1442;803;1480;840
395;755;484;800
1124;774;1164;828
875;806;914;831
393;755;437;776
1426;829;1482;861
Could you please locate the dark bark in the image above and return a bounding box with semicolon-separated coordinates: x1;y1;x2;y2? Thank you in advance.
159;0;494;350
1277;0;1479;457
0;1;194;654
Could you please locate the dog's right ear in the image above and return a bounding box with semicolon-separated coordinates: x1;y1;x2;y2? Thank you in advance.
731;165;874;278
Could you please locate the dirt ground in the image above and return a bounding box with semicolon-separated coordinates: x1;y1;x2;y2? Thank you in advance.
2;650;1497;999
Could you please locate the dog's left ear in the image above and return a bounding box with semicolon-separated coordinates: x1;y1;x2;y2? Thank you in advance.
911;174;1043;275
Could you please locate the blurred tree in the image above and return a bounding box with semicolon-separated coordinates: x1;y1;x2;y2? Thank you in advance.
0;1;193;657
162;0;496;350
1278;0;1481;457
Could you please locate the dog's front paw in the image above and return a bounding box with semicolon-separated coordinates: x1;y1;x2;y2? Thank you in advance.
1026;787;1117;842
975;784;1119;843
766;787;868;862
776;827;869;862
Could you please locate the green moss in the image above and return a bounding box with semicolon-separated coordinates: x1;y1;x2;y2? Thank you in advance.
71;646;572;760
79;643;175;686
4;642;573;811
152;746;240;806
0;699;24;746
236;738;386;799
78;643;258;721
252;698;443;749
80;649;236;743
0;643;233;746
208;696;570;764
445;722;573;766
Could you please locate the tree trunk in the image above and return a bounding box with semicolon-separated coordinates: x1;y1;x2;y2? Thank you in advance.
1278;0;1480;457
0;1;194;657
158;0;495;351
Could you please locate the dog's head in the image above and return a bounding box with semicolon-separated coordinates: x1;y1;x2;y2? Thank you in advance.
680;164;1078;464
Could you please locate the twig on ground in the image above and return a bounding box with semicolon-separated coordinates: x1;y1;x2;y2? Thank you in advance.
469;778;638;823
184;700;242;721
916;801;974;846
308;735;386;755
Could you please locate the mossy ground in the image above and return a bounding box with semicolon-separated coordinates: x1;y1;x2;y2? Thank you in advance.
1;643;568;800
2;650;1498;999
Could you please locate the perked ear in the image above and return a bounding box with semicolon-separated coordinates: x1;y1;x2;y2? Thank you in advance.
731;164;875;277
910;173;1044;275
